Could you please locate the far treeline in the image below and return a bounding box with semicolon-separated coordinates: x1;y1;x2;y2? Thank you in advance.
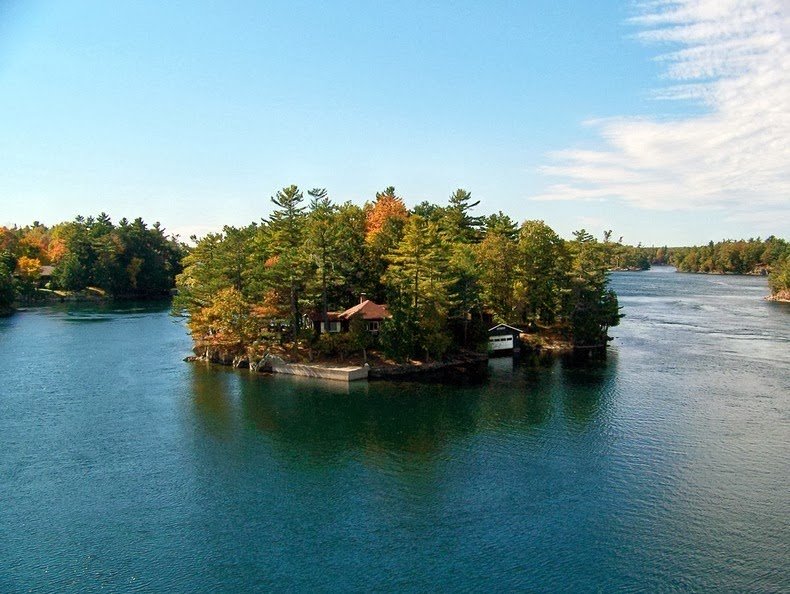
0;214;186;315
173;186;623;365
642;237;789;300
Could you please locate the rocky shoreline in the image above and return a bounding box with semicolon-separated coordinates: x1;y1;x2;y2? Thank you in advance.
186;347;491;382
766;289;790;303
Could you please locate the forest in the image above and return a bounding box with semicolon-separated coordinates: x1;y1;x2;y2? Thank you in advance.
173;186;622;365
667;237;788;275
0;214;185;315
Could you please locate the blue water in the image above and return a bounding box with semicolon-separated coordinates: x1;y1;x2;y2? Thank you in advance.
0;269;788;592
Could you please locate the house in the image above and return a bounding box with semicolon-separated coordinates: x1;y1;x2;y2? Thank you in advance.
39;265;55;281
488;323;524;355
313;296;391;335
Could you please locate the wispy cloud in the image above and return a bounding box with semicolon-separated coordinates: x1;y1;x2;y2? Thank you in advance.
533;0;789;228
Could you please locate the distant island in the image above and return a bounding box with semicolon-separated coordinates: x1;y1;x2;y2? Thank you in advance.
657;237;789;302
0;215;185;316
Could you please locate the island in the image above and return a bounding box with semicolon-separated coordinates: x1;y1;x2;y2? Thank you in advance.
173;186;623;379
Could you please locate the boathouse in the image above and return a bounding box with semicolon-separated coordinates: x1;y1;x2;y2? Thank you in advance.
488;324;524;354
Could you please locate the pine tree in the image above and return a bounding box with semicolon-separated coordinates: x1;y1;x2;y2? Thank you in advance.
265;185;306;338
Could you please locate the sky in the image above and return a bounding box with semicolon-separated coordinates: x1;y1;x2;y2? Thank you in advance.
0;0;787;246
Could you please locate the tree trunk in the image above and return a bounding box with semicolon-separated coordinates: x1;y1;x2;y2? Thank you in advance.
290;282;299;355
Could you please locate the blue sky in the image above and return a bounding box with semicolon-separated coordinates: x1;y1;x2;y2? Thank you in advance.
0;0;787;245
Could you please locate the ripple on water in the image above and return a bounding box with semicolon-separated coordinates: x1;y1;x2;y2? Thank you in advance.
0;274;788;592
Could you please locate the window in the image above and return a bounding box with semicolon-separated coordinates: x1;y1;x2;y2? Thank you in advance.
321;321;341;333
366;321;380;332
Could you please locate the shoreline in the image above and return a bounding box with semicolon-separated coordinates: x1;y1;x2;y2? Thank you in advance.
187;349;491;382
765;290;790;303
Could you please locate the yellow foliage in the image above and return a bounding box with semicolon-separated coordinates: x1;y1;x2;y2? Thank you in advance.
189;287;261;350
16;256;41;279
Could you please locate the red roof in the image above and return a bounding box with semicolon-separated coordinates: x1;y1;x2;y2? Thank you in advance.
338;299;391;321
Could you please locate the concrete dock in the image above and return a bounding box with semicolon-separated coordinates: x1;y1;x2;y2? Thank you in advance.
269;362;369;382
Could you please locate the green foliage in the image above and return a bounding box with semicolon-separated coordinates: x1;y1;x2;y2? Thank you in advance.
671;237;787;274
379;297;420;362
174;225;257;313
171;185;698;358
768;251;790;296
484;211;519;240
348;315;373;354
0;261;15;314
316;332;353;360
565;231;623;347
265;185;307;336
515;220;568;324
385;215;450;313
475;231;518;322
441;188;483;244
302;190;346;326
45;214;185;296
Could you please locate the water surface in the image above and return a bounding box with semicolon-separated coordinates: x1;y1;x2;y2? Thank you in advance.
0;270;788;592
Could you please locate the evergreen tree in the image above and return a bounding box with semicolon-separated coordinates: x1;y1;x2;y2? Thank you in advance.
303;188;344;330
441;189;483;244
0;261;15;315
265;185;307;337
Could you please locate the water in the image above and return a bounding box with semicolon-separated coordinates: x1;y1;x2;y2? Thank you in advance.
0;269;788;592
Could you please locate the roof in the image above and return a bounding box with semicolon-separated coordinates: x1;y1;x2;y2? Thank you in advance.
488;323;524;334
39;265;55;276
338;299;391;321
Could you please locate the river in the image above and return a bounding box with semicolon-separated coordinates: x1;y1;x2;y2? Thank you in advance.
0;268;788;592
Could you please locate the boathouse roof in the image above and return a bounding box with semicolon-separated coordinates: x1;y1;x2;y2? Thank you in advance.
488;323;524;334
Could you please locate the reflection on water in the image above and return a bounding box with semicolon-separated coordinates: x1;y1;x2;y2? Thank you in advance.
191;365;236;439
187;350;615;468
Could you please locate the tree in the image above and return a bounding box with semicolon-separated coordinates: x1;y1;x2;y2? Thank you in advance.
515;220;568;325
383;216;451;360
303;188;344;331
0;261;14;315
385;215;449;313
188;287;263;360
175;226;256;313
566;230;621;347
265;185;307;339
483;211;519;241
365;186;408;242
15;256;41;303
768;252;790;298
441;188;483;244
475;230;518;322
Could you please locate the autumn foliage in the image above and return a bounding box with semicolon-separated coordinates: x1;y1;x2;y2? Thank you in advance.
365;187;408;242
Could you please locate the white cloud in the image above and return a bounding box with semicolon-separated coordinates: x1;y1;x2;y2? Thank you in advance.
533;0;790;228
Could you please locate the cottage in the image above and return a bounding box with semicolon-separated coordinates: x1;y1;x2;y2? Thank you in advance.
488;323;524;355
313;297;391;335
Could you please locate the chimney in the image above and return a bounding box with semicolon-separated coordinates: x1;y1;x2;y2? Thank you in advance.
359;292;367;304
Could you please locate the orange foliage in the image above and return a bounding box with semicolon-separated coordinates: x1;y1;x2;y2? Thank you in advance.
47;238;68;263
365;193;408;242
0;227;14;251
251;289;283;318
